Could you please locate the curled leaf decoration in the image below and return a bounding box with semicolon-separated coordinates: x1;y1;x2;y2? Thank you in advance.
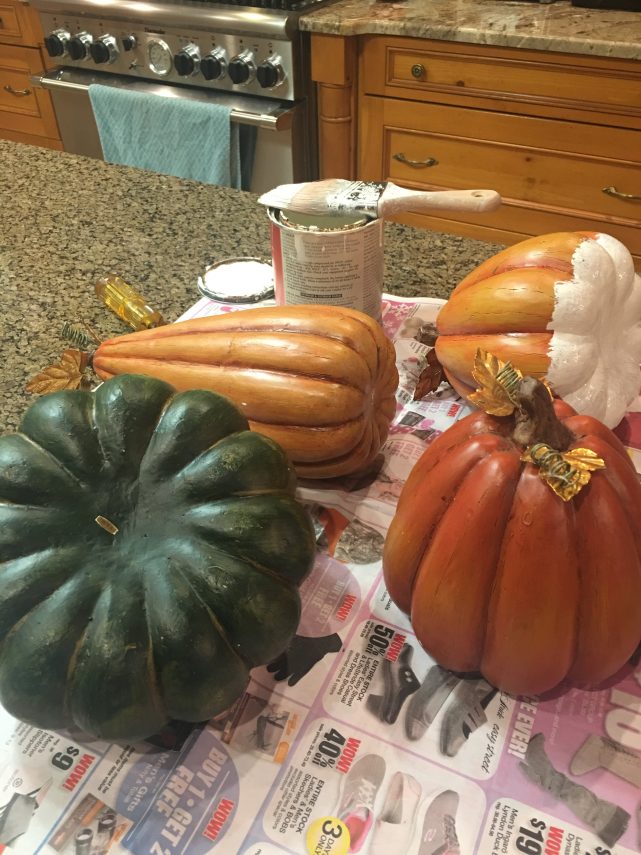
413;322;438;347
413;349;444;401
468;349;523;416
25;349;92;395
521;443;606;501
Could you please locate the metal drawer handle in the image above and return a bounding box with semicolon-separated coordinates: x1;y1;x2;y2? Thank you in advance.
4;85;31;97
393;153;439;169
602;185;641;202
411;63;425;80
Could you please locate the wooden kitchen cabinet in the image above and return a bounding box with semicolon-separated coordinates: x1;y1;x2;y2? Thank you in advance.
0;0;61;149
311;33;641;261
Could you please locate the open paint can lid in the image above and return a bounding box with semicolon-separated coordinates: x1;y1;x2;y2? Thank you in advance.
197;257;275;303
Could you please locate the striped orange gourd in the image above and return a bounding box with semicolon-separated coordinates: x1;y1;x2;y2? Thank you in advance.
93;305;399;479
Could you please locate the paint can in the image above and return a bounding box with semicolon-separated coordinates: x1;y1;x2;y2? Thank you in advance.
267;208;384;321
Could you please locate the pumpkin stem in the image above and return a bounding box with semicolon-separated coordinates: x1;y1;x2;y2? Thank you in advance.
512;377;574;451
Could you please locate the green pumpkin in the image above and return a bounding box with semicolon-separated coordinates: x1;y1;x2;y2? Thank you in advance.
0;374;316;741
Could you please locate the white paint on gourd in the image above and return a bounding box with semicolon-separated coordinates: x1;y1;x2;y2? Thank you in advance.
546;233;641;428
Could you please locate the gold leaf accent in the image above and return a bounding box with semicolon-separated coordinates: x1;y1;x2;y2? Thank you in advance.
563;447;607;472
468;349;523;416
25;349;91;395
521;443;606;501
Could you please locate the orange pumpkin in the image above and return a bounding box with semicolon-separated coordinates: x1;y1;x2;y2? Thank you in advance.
383;372;641;696
93;305;399;480
435;231;641;429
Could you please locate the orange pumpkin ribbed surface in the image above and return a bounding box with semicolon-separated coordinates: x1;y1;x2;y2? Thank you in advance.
435;231;641;429
382;381;641;696
93;304;399;479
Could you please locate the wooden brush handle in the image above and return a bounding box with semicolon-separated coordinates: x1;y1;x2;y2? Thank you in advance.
380;186;501;216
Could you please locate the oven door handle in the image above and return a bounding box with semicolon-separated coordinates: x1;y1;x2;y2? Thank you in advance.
30;70;295;131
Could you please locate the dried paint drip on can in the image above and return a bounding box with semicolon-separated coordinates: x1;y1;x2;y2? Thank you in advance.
268;208;384;321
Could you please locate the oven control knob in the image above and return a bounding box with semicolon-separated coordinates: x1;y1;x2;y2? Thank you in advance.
122;35;137;52
228;51;255;85
90;35;119;65
201;49;226;81
174;44;200;77
44;29;70;58
67;32;93;61
257;56;285;89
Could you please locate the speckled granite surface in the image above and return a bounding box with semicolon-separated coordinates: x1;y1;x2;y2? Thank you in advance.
0;140;502;433
300;0;641;60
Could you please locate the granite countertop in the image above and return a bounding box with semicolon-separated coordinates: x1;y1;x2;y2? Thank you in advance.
0;140;502;434
300;0;641;61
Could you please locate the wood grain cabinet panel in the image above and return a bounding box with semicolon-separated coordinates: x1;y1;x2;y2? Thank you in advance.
0;4;22;42
359;96;641;255
362;36;641;127
0;0;40;47
348;35;641;261
0;0;60;146
0;43;59;138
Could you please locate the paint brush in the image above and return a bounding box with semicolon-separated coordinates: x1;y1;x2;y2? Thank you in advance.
258;179;501;219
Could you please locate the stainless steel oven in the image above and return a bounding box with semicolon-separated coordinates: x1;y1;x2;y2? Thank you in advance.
30;0;326;192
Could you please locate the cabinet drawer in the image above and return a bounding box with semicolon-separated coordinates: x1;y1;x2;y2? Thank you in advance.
0;0;40;46
359;95;641;255
0;125;62;148
0;44;59;138
361;36;641;127
0;4;20;41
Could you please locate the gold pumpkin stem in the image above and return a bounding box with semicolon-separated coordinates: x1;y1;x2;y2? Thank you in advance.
470;350;572;450
471;350;605;500
95;515;119;535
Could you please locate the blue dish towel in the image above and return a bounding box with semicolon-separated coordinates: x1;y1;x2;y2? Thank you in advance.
88;84;242;188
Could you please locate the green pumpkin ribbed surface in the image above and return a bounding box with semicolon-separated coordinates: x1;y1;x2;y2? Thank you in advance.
0;375;316;741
